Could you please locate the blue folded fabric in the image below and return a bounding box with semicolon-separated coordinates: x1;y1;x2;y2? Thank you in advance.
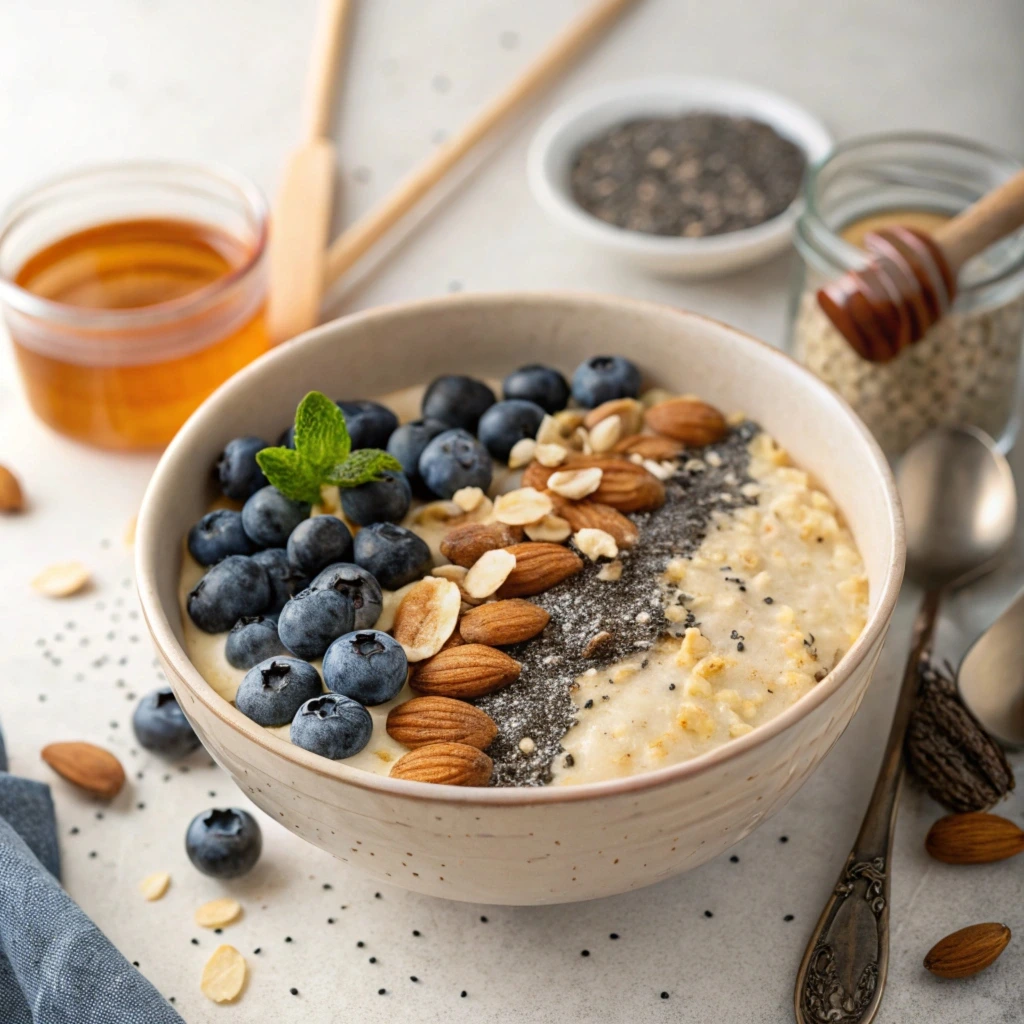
0;727;184;1024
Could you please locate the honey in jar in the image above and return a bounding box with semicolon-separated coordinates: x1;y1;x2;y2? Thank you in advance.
0;163;269;450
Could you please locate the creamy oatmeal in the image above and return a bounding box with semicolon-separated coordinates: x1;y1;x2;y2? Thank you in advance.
180;375;867;789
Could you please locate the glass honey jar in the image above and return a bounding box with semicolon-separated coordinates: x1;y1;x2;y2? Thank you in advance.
0;161;269;449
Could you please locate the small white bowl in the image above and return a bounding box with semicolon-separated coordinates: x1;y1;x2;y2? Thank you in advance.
528;77;833;278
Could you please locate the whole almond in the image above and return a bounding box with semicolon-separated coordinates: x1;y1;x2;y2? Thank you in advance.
583;398;644;435
644;397;727;446
612;434;684;461
460;599;551;646
547;495;639;548
924;922;1011;979
412;644;521;698
0;465;24;512
392;577;461;661
386;696;498;750
41;741;125;798
524;455;664;513
390;742;493;786
440;522;525;568
496;542;583;597
925;812;1024;865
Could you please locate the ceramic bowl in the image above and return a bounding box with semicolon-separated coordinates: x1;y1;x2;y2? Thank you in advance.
527;77;833;277
136;293;903;906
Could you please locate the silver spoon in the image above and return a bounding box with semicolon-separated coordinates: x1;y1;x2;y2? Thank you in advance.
794;425;1016;1024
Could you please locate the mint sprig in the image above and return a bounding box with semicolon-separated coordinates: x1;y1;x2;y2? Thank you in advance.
255;391;402;504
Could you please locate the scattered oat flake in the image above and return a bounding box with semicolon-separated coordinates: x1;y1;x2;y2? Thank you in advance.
139;871;170;901
195;897;243;928
31;562;90;598
123;515;137;546
201;944;246;1003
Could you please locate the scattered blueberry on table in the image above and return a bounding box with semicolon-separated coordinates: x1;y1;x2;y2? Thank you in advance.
132;688;201;758
185;807;262;879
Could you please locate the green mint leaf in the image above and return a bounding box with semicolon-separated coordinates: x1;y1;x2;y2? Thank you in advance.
293;391;350;472
254;446;323;504
329;449;403;489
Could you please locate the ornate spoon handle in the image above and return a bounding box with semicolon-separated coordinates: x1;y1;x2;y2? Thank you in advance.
794;588;941;1024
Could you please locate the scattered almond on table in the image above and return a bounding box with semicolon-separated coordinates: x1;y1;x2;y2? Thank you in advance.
0;464;24;512
923;922;1011;979
41;741;125;799
925;812;1024;865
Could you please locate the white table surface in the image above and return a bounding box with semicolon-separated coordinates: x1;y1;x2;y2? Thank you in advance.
2;2;1024;1022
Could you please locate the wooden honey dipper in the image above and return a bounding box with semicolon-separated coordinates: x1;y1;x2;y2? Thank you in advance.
818;168;1024;362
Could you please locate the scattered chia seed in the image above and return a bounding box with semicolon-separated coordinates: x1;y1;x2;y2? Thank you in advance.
729;855;739;863
290;988;299;996
609;933;619;940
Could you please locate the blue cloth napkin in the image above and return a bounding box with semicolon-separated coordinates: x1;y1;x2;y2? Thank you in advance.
0;727;184;1024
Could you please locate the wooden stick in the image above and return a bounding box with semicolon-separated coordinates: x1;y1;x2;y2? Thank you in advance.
267;0;352;345
324;0;641;287
934;168;1024;272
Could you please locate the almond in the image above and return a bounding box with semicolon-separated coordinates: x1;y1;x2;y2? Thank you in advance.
583;398;644;435
548;495;638;548
392;577;461;661
492;487;553;526
386;696;498;749
389;741;493;786
460;599;551;646
612;434;684;461
527;454;664;513
925;812;1024;865
644;397;727;446
0;464;24;512
440;626;465;650
440;522;524;568
41;741;125;798
924;922;1011;979
497;542;583;597
411;644;521;698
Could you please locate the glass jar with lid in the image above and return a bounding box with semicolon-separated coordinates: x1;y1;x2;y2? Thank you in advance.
788;132;1024;458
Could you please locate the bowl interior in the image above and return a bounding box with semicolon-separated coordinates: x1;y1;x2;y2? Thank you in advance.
137;292;903;802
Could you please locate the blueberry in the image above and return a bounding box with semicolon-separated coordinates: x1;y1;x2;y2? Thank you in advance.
421;375;495;432
225;616;287;670
290;694;372;759
477;400;546;462
337;400;399;450
340;470;412;526
502;364;570;414
252;548;306;614
241;486;311;548
187;509;254;566
187;555;270;634
570;356;641;408
132;687;201;759
216;436;269;500
353;523;432;590
310;563;383;630
235;656;323;726
386;419;448;494
277;587;355;660
323;630;408;706
418;429;492;498
286;515;353;577
185;807;262;879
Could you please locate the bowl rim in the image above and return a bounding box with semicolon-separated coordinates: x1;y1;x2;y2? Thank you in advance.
526;75;833;259
136;291;905;807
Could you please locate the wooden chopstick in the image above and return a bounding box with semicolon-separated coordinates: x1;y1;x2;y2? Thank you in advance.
323;0;641;288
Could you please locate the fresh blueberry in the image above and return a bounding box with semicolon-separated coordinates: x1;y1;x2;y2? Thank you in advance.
286;515;353;577
252;548;306;614
502;364;570;414
216;436;269;500
570;356;641;408
241;486;311;548
185;807;262;879
337;400;399;450
310;563;383;630
187;509;254;566
277;587;355;660
421;375;495;432
290;694;372;760
477;399;546;462
225;616;287;670
418;429;492;498
235;656;323;726
323;629;408;706
353;523;432;590
340;470;412;526
132;688;201;759
386;419;448;495
187;555;270;634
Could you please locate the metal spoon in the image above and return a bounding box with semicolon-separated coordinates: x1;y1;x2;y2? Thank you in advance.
794;426;1016;1024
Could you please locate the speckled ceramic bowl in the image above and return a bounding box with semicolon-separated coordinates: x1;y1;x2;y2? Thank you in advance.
136;293;904;906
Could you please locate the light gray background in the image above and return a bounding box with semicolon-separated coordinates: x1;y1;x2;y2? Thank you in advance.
1;2;1023;1022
